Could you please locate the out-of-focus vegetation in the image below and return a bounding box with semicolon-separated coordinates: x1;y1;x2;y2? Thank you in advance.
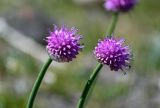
0;0;160;108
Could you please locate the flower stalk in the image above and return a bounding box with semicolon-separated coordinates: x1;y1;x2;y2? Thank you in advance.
108;12;119;36
77;63;103;108
26;57;52;108
76;12;119;108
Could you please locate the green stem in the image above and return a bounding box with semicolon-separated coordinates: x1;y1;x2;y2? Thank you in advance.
77;63;103;108
26;57;52;108
76;12;119;108
108;12;119;36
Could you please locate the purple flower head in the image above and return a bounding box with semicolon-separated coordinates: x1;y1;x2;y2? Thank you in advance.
46;25;83;62
94;37;132;71
104;0;137;12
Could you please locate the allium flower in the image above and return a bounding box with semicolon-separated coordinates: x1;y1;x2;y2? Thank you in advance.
94;37;132;71
46;25;83;62
104;0;137;12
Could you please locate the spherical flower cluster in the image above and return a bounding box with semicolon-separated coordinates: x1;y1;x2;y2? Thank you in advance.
104;0;137;12
46;25;83;62
94;37;132;71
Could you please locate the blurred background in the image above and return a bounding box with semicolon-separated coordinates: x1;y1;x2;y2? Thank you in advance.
0;0;160;108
